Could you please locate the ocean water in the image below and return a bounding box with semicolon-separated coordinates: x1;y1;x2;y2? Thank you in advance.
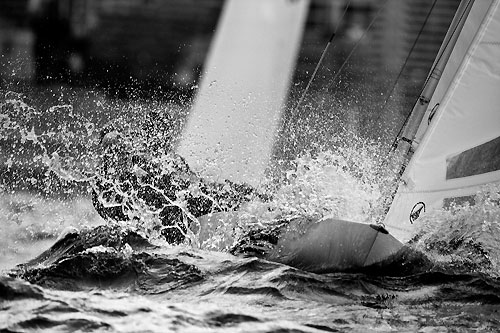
1;91;500;332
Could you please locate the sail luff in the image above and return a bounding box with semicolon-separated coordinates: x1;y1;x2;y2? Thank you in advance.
396;0;474;154
412;0;494;146
380;0;476;227
384;0;500;242
404;0;498;185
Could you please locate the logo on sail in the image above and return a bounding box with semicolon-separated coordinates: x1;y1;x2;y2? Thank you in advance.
409;202;426;224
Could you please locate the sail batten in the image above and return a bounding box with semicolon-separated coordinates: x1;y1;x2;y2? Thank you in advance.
385;0;500;242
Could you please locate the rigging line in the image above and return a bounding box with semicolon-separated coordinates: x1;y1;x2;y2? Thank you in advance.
327;0;391;92
391;0;474;151
421;0;474;89
383;0;439;153
292;0;352;115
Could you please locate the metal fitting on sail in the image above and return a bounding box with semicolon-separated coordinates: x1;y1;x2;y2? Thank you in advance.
428;103;440;124
418;95;430;105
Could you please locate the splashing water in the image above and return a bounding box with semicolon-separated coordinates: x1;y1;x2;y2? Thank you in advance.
1;89;189;187
1;89;499;278
2;89;500;333
1;89;193;265
0;192;103;271
265;141;391;223
411;183;500;277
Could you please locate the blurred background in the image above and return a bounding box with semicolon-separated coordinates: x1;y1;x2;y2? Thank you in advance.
0;0;460;189
1;0;458;95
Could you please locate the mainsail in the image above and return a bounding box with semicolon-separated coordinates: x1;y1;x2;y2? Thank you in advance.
385;0;500;242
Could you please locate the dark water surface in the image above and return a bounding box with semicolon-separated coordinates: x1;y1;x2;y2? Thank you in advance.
2;220;500;333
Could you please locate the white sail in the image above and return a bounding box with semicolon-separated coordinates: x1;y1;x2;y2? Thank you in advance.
178;0;309;186
385;0;500;242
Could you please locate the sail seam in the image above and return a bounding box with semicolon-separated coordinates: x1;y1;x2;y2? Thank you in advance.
398;178;500;195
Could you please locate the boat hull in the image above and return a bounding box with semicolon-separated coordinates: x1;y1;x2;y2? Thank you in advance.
198;213;404;273
266;218;404;273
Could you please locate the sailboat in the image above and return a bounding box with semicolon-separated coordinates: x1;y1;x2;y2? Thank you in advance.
189;0;500;272
383;0;500;244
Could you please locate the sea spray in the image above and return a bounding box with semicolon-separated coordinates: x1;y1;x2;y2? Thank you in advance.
0;90;193;267
243;132;396;225
411;183;500;276
1;91;399;249
0;192;103;271
3;90;500;277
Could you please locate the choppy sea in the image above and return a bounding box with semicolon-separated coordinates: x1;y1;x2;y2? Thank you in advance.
1;91;500;332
